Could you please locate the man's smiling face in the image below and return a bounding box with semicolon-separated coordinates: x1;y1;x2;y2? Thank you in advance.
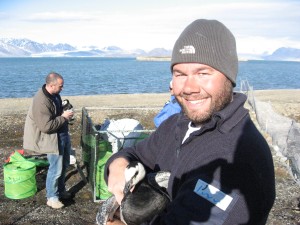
172;63;233;126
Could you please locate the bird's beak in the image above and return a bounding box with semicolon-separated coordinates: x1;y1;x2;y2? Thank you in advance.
123;176;134;195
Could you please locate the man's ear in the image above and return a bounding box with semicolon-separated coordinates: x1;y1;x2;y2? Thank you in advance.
169;80;174;95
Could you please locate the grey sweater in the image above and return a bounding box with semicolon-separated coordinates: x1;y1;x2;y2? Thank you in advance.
23;85;67;154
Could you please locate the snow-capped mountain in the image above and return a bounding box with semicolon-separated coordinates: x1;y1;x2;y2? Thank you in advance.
0;40;30;57
0;38;76;56
147;48;172;57
262;47;300;61
1;38;300;61
0;38;170;58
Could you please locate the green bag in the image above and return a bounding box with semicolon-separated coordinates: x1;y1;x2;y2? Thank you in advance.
95;140;112;198
9;151;49;167
26;157;49;167
4;161;37;199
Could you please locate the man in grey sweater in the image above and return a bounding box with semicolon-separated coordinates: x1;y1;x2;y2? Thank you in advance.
23;72;74;209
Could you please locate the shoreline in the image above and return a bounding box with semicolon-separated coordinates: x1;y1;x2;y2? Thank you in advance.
0;90;299;119
0;93;170;114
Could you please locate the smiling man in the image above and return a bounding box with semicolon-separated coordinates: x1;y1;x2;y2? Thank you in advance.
105;19;275;225
172;63;233;126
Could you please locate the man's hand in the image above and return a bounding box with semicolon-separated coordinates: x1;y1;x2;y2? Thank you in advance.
107;219;125;225
62;110;74;121
107;158;129;204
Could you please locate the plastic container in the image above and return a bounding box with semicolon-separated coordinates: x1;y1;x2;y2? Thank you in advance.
3;161;37;199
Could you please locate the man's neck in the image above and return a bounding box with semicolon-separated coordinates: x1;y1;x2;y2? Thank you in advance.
45;85;53;95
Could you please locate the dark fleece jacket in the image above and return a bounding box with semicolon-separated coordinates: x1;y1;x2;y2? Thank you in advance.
105;92;275;225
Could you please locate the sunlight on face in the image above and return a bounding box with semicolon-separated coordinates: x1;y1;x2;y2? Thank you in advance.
172;63;233;126
51;78;64;95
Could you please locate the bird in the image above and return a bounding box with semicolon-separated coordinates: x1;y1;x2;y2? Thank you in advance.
96;161;170;225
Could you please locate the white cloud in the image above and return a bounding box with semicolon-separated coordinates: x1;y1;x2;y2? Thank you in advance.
25;11;97;22
0;0;299;53
237;36;300;55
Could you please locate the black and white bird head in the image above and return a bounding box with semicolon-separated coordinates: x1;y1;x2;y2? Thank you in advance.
123;161;146;194
62;99;73;110
96;161;170;225
62;99;75;124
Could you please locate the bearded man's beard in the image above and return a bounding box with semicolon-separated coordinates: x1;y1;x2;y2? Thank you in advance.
179;79;233;126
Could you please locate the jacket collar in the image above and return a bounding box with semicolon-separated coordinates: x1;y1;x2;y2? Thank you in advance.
212;92;248;133
42;84;53;99
42;84;60;101
175;92;248;138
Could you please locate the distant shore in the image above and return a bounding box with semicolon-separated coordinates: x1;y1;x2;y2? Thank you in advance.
136;56;171;61
0;90;299;121
0;93;170;114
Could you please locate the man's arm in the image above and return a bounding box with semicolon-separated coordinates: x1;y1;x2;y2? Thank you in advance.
107;157;129;205
61;110;74;121
33;101;73;133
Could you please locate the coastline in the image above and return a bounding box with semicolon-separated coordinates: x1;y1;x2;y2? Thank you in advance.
0;93;170;114
0;89;299;115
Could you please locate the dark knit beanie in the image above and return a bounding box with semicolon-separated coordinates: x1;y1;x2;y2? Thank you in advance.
171;19;238;86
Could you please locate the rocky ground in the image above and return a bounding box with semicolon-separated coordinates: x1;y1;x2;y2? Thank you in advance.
0;91;300;225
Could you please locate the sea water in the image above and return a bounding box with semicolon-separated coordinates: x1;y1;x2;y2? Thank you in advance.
0;57;299;98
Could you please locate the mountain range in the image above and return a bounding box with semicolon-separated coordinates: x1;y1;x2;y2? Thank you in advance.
0;38;300;61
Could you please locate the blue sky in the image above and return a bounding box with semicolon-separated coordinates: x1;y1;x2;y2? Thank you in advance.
1;0;300;54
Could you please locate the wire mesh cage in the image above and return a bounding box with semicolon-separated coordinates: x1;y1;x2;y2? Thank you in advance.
240;80;300;183
80;106;159;202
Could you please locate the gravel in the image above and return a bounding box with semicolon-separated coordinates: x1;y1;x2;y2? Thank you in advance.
0;92;300;224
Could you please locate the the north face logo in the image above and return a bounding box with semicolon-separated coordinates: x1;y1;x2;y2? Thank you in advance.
179;45;195;54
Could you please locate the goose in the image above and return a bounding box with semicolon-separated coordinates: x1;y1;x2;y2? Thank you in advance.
96;161;170;225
